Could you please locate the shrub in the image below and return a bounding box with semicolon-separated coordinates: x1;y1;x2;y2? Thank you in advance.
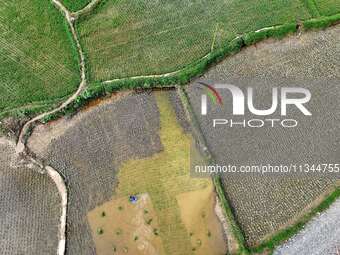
303;13;340;30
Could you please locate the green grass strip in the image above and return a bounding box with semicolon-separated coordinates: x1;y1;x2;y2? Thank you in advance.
303;13;340;30
213;176;249;255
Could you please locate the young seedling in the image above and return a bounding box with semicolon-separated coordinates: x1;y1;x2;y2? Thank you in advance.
101;211;106;217
134;235;139;241
97;228;104;235
189;232;194;237
207;231;212;238
153;228;159;236
118;206;123;211
196;239;202;246
144;209;149;214
146;218;153;225
123;247;128;253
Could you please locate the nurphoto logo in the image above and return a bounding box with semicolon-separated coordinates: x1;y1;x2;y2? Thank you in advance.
198;81;312;128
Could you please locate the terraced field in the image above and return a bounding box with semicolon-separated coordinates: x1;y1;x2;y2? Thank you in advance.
0;0;79;116
0;139;60;255
77;0;315;81
185;25;340;245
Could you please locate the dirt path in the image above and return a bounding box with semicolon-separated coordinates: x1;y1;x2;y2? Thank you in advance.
14;1;87;255
73;0;102;18
16;0;86;154
45;166;68;255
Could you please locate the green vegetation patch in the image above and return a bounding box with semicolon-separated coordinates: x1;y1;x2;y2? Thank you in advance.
77;0;311;81
315;0;340;16
62;0;91;12
0;0;79;116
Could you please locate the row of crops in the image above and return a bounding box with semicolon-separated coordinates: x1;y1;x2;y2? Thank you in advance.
76;0;340;82
1;0;340;122
77;0;312;80
0;0;79;114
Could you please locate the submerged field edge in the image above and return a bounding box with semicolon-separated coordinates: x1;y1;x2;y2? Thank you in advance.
177;87;248;255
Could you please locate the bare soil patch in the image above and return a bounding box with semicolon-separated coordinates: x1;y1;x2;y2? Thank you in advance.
177;183;227;255
88;193;165;255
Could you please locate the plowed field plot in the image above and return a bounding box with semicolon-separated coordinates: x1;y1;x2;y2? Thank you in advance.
77;0;317;81
185;26;340;245
28;91;226;255
0;139;60;255
29;92;162;254
0;0;79;116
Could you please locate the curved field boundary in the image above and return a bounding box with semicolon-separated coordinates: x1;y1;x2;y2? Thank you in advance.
12;9;340;128
14;1;85;255
46;166;68;255
1;135;68;255
73;0;101;18
176;89;340;255
0;97;69;120
96;15;340;86
16;0;86;153
251;187;340;254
